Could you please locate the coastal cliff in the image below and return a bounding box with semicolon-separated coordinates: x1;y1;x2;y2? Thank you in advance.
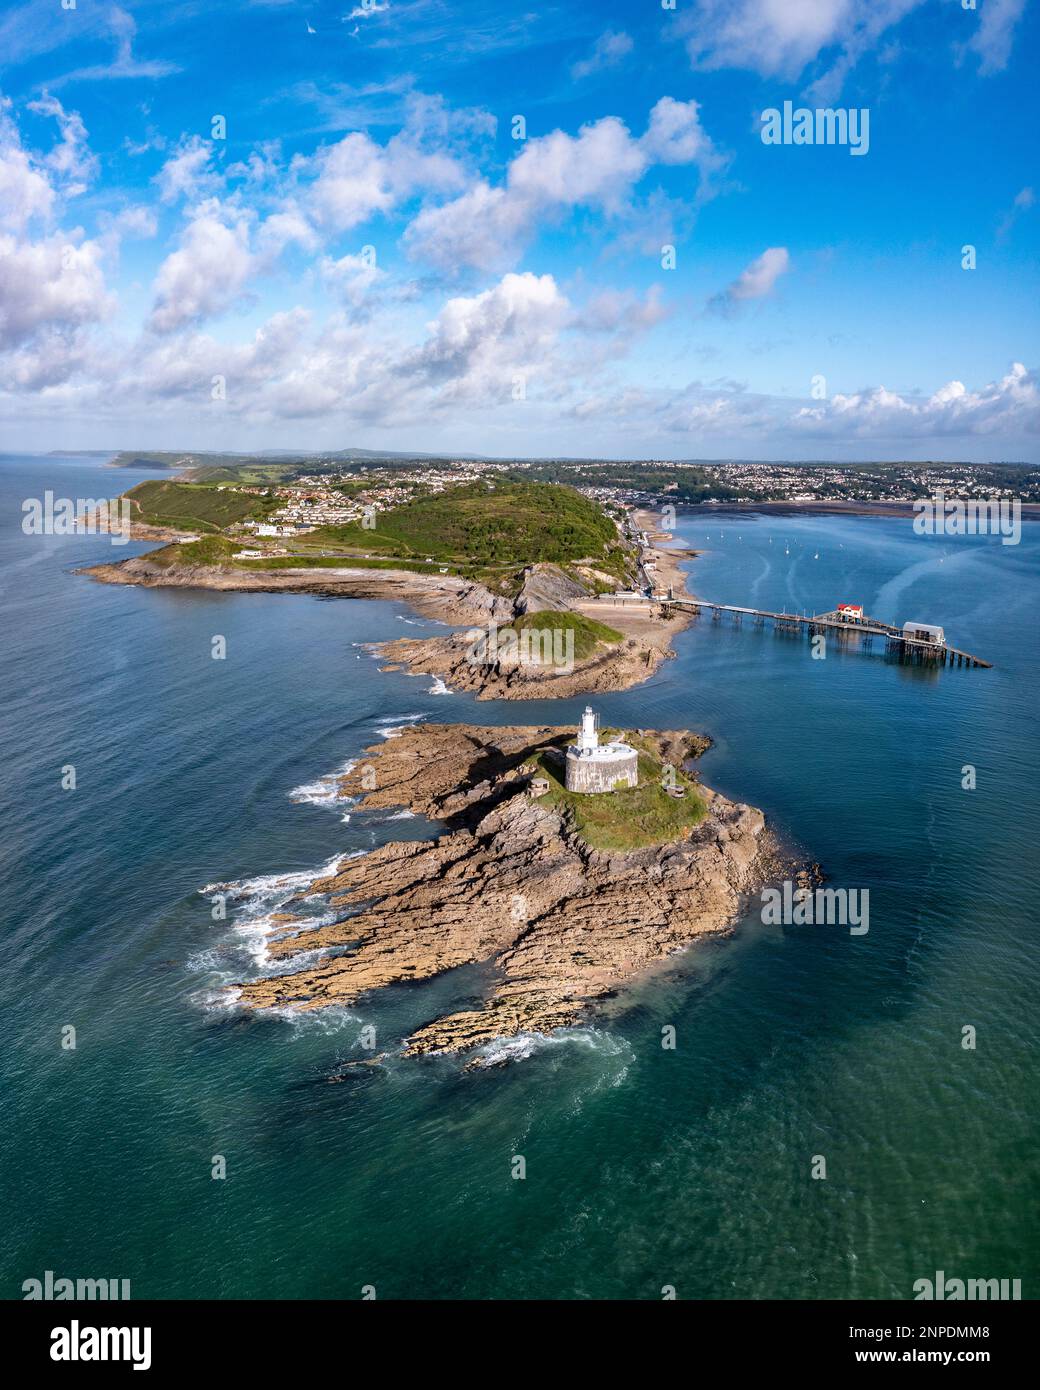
230;723;779;1059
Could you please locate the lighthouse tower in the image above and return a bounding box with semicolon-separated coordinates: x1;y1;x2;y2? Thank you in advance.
564;705;639;794
576;705;599;751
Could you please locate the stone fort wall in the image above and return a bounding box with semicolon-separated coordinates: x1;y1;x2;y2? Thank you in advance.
565;750;639;794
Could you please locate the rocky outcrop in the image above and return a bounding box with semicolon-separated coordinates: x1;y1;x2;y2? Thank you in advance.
82;555;514;626
376;627;673;700
514;562;590;614
231;724;779;1059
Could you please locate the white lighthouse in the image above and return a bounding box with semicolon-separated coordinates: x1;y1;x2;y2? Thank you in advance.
576;705;599;751
564;706;639;794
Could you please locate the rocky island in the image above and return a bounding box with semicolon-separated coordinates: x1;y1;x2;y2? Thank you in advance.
229;720;783;1059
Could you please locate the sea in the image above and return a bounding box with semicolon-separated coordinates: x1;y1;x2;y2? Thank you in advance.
1;452;1037;1300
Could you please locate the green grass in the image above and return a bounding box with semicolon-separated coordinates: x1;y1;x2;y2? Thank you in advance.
126;478;637;592
232;554;460;576
123;479;278;532
297;480;619;568
512;610;623;660
533;737;707;850
146;535;239;567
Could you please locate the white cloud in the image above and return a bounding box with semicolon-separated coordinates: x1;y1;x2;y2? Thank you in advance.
0;124;55;231
406;101;724;272
408;271;570;401
403;180;526;273
0;230;111;352
26;94;98;198
794;363;1040;439
320;251;385;308
679;0;924;96
709;246;791;314
997;184;1035;239
510;117;646;210
960;0;1026;76
304;132;394;231
96;204;159;263
156;137;220;206
51;5;180;84
148;209;254;333
256;202;319;257
105;205;159;241
641;96;724;175
572;30;634;81
304;121;468;234
683;0;854;76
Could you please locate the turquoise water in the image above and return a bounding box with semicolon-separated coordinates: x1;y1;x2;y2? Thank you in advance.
2;454;1037;1300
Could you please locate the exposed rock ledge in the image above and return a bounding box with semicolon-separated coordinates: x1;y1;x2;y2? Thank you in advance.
375;627;674;700
231;723;780;1059
82;554;515;625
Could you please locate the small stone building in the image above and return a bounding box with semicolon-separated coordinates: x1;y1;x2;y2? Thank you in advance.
564;707;639;795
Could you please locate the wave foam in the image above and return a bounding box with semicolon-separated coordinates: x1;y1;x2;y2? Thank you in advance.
471;1026;632;1073
376;713;425;739
289;758;356;808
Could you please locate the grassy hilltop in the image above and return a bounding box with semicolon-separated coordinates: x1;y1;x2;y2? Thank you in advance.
134;478;638;593
123;479;280;532
297;480;615;565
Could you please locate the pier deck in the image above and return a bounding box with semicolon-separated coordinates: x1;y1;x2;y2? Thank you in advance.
659;600;992;668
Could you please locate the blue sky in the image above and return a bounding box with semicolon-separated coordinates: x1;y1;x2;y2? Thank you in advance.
0;0;1037;459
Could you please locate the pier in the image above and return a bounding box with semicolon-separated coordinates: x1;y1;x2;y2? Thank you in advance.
657;600;992;668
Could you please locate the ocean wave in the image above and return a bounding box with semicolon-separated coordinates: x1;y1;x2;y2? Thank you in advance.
192;851;353;983
258;1002;363;1038
376;713;425;739
288;757;356;808
471;1026;632;1073
428;676;453;696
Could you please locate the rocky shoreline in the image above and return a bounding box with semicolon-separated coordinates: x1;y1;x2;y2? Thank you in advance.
230;723;785;1060
82;551;517;624
374;622;676;700
82;529;697;699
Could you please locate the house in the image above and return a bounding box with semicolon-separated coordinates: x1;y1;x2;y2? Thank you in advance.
837;602;864;621
903;621;945;646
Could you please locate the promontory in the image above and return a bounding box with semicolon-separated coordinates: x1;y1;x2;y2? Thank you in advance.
80;473;698;700
227;720;784;1060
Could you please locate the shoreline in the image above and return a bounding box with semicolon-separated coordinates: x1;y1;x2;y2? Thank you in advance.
80;515;701;700
230;722;790;1058
668;498;1040;520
